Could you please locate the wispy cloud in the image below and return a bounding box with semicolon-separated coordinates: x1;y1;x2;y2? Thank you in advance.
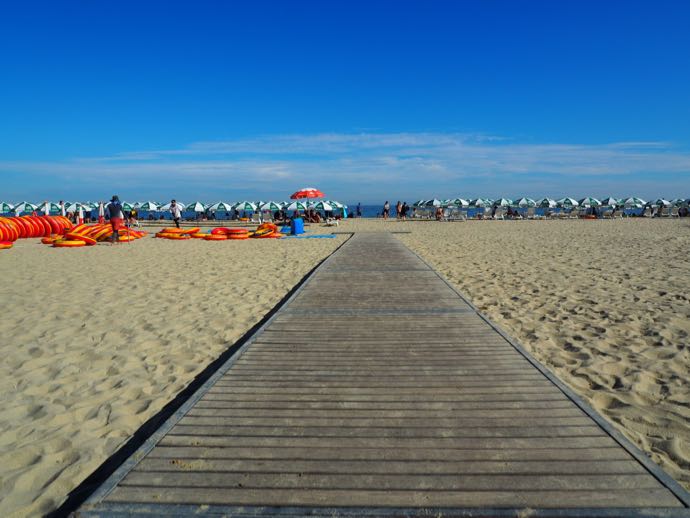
1;133;689;200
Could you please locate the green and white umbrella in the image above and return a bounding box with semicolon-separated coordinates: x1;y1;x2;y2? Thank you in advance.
233;201;257;212
513;197;536;208
412;200;427;208
83;201;99;210
286;201;308;211
13;201;38;213
138;201;160;211
186;201;207;212
37;201;61;214
326;200;345;209
653;198;672;207
671;198;686;207
578;197;601;207
311;201;334;211
207;201;234;212
623;197;646;208
0;202;14;213
65;202;88;213
425;199;443;207
160;201;186;211
470;198;491;207
451;198;470;207
493;198;512;207
556;197;579;208
259;201;282;211
122;202;135;211
600;197;619;207
537;198;557;208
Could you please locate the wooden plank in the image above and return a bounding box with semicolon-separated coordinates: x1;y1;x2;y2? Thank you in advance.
105;486;682;507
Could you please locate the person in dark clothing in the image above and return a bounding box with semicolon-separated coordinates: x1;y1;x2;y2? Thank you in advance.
106;195;126;244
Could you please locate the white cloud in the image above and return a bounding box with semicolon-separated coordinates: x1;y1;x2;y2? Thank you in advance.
1;132;688;200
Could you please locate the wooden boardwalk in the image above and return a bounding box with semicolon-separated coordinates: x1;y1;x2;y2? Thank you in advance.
77;233;690;517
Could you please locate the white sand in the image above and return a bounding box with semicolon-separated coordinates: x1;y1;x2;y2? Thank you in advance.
0;230;344;516
2;218;689;516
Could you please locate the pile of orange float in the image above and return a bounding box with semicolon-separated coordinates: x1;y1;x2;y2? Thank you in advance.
155;223;282;241
41;223;147;248
0;215;74;250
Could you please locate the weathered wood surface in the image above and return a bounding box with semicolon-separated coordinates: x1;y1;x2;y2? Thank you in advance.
77;233;689;516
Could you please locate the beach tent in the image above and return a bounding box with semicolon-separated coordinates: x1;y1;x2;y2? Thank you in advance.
537;198;557;208
233;201;257;212
578;197;601;207
13;201;39;214
513;197;536;208
623;197;646;208
286;201;309;211
556;197;579;208
492;198;512;207
0;202;14;213
600;197;619;207
185;201;207;212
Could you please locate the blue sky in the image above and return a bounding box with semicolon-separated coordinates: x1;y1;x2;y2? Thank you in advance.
1;0;689;203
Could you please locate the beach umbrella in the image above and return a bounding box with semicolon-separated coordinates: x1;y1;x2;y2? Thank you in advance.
578;197;601;207
623;197;646;208
670;198;686;207
65;202;88;213
493;198;512;207
233;201;257;212
513;197;536;208
311;201;334;211
290;187;325;199
121;202;135;211
654;198;672;207
138;201;160;211
327;200;345;209
185;201;207;212
470;198;490;207
13;201;39;214
425;199;443;207
206;201;234;212
286;200;309;211
0;202;14;213
556;197;579;208
37;201;61;214
537;198;557;208
159;201;186;211
451;198;470;207
83;201;99;210
600;197;619;207
259;201;282;211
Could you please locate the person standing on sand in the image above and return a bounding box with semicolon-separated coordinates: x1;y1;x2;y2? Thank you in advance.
106;195;125;244
383;201;390;219
356;202;362;218
396;201;402;219
59;200;65;217
169;200;182;228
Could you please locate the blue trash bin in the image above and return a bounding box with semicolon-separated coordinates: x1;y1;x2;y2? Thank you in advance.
291;217;304;235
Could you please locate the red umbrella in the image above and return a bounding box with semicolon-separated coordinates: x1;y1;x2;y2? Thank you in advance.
290;187;325;199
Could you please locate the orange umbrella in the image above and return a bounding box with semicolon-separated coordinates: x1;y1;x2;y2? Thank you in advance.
290;187;325;199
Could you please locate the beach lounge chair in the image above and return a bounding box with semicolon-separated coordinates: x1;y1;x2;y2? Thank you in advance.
493;208;505;220
642;207;652;217
671;207;679;217
251;212;262;223
601;209;613;219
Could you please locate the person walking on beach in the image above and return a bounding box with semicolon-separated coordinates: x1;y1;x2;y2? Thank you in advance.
356;202;362;218
106;195;125;244
169;200;182;228
59;200;66;217
383;201;390;219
